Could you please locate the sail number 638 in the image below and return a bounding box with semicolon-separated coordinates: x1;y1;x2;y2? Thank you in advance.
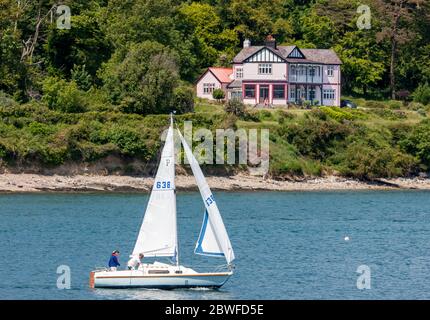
156;181;171;189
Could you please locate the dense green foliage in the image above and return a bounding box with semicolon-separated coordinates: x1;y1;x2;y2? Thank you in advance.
1;0;429;103
212;88;225;102
1;95;429;178
1;0;430;178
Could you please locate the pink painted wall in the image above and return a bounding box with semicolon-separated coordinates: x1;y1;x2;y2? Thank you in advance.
196;71;222;100
322;65;341;84
243;63;288;81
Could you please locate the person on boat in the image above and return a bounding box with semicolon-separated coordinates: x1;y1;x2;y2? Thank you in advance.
127;253;144;270
108;250;120;271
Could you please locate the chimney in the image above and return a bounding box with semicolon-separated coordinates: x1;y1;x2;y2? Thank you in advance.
265;35;276;49
243;39;251;48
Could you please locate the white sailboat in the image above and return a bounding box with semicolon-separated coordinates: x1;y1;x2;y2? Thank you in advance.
90;114;235;289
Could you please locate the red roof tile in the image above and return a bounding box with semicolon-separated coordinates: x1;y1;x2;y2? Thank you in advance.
209;67;233;83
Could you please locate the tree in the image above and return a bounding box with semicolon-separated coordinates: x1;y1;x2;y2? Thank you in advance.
178;2;239;68
335;31;385;95
99;41;180;115
45;11;112;80
374;0;425;99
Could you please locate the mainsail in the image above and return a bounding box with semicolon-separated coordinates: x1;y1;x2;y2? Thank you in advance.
132;118;177;260
178;131;235;265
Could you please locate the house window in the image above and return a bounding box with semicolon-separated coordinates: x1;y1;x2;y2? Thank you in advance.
236;68;243;79
323;89;336;100
309;87;316;101
291;65;296;74
203;83;215;94
231;90;242;100
290;65;297;81
327;66;334;77
299;65;305;76
273;85;285;99
309;67;315;77
258;63;272;74
290;88;296;100
244;84;256;98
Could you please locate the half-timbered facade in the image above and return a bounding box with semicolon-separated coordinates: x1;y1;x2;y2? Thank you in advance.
196;36;342;107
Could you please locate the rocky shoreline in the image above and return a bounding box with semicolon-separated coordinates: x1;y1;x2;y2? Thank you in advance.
1;173;430;193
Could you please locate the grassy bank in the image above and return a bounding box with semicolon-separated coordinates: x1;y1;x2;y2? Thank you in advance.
1;95;430;179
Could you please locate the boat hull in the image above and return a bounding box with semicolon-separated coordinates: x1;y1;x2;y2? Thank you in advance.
90;269;233;289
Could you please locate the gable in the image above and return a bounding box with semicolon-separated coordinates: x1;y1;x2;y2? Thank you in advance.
245;48;284;63
288;47;305;59
196;69;221;85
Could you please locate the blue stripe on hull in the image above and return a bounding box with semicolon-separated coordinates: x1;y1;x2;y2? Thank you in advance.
94;274;232;290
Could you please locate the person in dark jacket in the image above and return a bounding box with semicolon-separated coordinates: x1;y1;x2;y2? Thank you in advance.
108;250;120;271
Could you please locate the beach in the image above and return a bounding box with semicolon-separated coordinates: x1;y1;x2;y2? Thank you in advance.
1;173;430;193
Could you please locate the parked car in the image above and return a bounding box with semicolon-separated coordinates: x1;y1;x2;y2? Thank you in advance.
340;99;357;109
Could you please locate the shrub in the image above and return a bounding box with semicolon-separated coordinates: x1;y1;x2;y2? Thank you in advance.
173;85;194;114
27;122;56;136
212;88;225;102
76;142;119;162
370;108;407;120
279;159;303;176
38;146;68;165
400;119;430;168
105;125;147;156
42;77;87;113
242;109;261;122
309;108;327;120
224;98;245;117
71;64;92;91
417;109;427;117
0;91;18;108
258;109;273;121
338;142;418;179
387;100;403;110
320;107;354;121
56;82;87;113
408;101;426;111
412;83;430;105
275;110;294;124
365;100;386;109
282;118;352;160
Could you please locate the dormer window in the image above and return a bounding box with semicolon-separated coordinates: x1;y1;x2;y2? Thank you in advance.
258;63;272;75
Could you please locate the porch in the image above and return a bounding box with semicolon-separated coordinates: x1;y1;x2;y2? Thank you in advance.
288;84;323;105
239;82;288;105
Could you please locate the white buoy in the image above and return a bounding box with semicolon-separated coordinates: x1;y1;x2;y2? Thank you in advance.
344;236;350;241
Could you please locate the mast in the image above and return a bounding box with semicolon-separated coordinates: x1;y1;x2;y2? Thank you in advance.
171;112;179;267
132;112;178;261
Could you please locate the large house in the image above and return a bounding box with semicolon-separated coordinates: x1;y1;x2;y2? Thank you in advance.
196;36;342;107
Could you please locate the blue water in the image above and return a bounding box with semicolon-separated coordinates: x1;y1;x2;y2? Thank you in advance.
1;191;430;300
